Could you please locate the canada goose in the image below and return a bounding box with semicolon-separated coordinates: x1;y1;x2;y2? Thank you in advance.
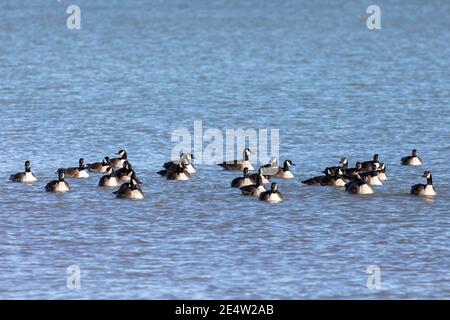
240;169;267;197
324;157;349;176
259;183;284;203
249;156;278;182
218;148;254;171
87;157;111;173
163;153;197;174
59;159;89;178
326;169;347;187
410;171;437;196
249;171;271;185
98;167;120;187
401;149;423;166
361;154;381;171
345;174;374;195
363;164;383;186
115;161;134;182
302;169;333;185
45;169;71;193
110;150;128;168
114;174;144;200
231;167;253;188
261;156;279;169
343;162;363;179
9;161;37;183
157;159;180;178
259;156;279;174
275;160;295;179
312;169;346;187
378;163;388;181
166;163;191;181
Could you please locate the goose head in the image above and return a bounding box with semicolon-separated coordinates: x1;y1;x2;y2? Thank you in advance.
270;183;278;192
116;149;127;159
422;171;432;179
339;157;349;166
79;158;86;169
285;160;295;167
58;169;65;181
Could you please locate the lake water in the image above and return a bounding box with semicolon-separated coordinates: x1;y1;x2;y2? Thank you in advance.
0;0;449;299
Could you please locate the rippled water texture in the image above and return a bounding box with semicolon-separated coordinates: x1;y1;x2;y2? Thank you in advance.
0;0;449;299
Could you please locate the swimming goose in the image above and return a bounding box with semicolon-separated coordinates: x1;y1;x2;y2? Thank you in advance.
401;149;423;166
110;150;128;169
59;159;90;178
275;160;295;179
231;167;253;188
87;157;111;173
114;173;144;200
163;153;197;174
361;154;381;171
248;156;278;182
45;169;71;193
218;148;254;171
98;167;120;187
259;183;284;203
240;169;267;197
9;161;38;183
259;156;279;174
302;169;333;185
324;157;349;176
249;171;271;185
343;162;363;179
115;161;134;182
325;169;347;187
345;174;374;195
166;163;191;181
410;171;437;196
363;164;383;186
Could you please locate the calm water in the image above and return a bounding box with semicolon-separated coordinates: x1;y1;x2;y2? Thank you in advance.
0;0;449;299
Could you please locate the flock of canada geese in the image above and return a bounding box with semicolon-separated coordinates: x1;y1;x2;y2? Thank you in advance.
8;148;436;203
